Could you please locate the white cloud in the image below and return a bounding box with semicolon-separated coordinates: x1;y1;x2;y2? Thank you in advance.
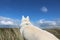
39;19;56;25
0;21;14;25
0;16;20;25
41;6;48;12
39;19;44;24
34;19;58;29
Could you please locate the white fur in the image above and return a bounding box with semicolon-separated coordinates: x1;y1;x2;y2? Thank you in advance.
20;16;59;40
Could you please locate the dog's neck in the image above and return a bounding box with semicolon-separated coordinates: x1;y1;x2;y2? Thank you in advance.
21;22;33;27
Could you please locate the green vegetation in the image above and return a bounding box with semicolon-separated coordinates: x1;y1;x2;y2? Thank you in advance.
0;28;24;40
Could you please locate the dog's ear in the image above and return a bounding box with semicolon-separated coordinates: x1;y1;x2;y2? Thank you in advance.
26;16;29;21
22;16;25;20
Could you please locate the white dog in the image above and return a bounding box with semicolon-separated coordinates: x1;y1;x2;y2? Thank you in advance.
20;16;59;40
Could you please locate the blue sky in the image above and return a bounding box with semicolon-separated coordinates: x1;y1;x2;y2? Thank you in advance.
0;0;60;22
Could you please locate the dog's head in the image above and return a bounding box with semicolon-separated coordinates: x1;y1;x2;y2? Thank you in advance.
20;16;31;27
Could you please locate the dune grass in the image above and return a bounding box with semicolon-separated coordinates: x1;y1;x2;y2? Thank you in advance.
46;29;60;39
0;28;60;40
0;28;24;40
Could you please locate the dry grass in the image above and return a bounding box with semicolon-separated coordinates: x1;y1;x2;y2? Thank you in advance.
45;28;60;39
0;28;24;40
0;28;60;40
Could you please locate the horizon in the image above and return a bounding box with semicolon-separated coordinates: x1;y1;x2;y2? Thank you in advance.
0;16;60;29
